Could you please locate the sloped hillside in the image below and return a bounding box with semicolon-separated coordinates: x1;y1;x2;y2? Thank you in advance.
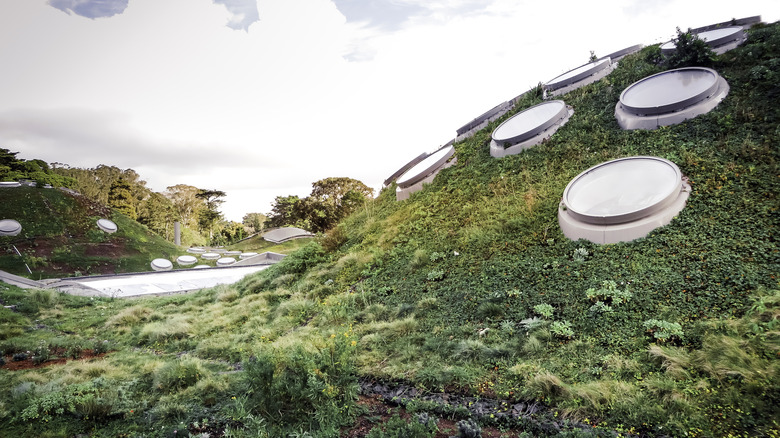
0;186;181;278
0;23;777;438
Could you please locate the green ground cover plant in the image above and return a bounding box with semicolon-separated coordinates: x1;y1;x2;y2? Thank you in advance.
0;22;778;437
0;186;181;278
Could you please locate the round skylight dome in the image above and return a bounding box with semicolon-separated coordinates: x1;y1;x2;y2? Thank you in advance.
187;247;206;254
0;182;21;188
216;257;236;267
239;252;258;259
96;218;118;234
151;258;173;271
201;252;220;260
397;146;455;188
490;100;573;158
615;67;729;130
558;157;691;244
0;219;22;236
544;58;614;96
176;255;198;266
455;101;512;137
395;146;457;200
661;26;746;55
384;153;428;186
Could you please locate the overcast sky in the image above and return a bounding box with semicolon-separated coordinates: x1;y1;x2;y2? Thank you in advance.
1;0;777;221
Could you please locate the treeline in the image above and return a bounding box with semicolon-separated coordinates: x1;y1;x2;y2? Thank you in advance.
3;147;374;245
50;164;259;246
266;177;374;233
0;148;75;188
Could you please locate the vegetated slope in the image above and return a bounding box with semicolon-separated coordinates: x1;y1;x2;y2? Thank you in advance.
0;186;181;278
0;24;777;438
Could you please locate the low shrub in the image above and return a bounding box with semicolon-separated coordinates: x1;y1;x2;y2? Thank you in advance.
367;413;438;438
152;356;207;393
643;319;684;344
534;304;554;318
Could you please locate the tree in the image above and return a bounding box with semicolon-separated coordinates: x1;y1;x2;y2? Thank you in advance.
108;179;137;219
196;189;226;241
164;184;204;229
51;164;148;205
304;177;374;232
218;220;245;245
242;212;267;233
138;192;177;240
267;195;303;228
265;177;374;233
0;149;75;187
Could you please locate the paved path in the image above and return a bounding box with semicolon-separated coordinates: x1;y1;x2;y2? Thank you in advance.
45;265;270;298
0;270;47;289
2;265;270;298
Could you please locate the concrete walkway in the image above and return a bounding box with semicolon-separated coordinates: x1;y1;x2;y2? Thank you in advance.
42;265;270;298
1;264;272;298
1;251;284;298
0;270;48;289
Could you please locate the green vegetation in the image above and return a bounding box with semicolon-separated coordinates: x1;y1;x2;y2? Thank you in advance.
0;186;181;278
0;22;778;437
267;177;375;233
0;149;75;188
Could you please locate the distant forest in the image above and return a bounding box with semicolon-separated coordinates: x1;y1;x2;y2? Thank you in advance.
1;148;374;246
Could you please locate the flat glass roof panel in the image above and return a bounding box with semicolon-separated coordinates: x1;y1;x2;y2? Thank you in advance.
492;101;566;144
547;58;610;85
397;146;453;186
620;68;718;114
565;157;680;222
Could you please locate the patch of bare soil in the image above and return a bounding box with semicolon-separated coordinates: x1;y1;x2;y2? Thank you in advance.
83;241;128;258
1;348;109;371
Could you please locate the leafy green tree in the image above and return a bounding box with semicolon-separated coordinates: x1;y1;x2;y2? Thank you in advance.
267;195;303;228
266;178;373;233
218;220;245;244
138;192;177;240
304;177;374;233
108;179;138;219
196;189;226;241
52;164;148;205
242;212;267;233
0;149;75;187
164;184;205;229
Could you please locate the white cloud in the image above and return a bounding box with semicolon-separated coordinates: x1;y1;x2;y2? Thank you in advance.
48;0;129;19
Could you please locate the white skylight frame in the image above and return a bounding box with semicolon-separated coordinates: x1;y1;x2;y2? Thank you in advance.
489;100;573;158
0;219;22;236
615;67;729;130
544;58;615;96
151;258;173;271
96;218;118;234
395;145;457;200
660;26;746;55
558;156;691;244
